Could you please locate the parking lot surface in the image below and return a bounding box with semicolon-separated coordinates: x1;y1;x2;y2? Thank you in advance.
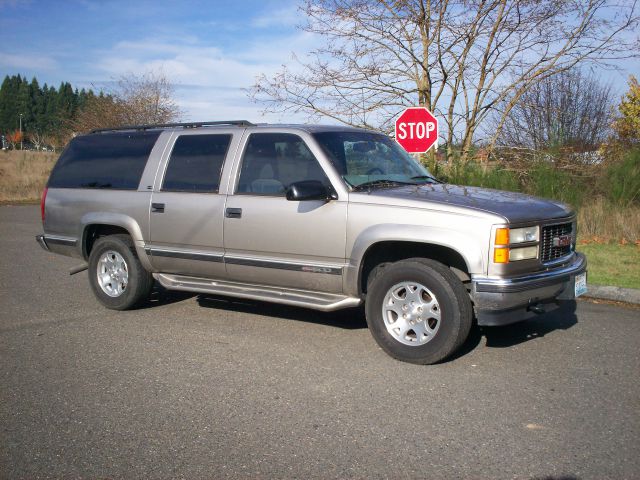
1;206;639;479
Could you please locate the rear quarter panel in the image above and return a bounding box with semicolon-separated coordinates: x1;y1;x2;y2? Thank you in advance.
42;131;172;263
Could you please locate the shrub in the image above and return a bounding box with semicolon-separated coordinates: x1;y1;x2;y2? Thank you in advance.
436;161;520;192
524;161;589;208
605;148;640;206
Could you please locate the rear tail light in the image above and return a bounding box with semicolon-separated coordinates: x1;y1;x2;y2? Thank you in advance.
40;187;48;223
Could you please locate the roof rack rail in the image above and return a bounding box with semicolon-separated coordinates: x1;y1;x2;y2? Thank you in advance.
90;120;255;134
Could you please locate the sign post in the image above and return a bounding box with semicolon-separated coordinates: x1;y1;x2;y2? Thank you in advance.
395;107;438;154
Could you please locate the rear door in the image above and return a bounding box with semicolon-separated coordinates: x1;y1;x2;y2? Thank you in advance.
147;130;240;278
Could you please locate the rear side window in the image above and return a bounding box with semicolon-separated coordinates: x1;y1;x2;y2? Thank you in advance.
48;131;160;189
162;134;231;193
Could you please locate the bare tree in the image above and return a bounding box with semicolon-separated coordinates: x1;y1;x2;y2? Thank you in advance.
42;132;67;153
73;70;182;133
28;131;47;150
72;94;124;133
114;71;182;125
252;0;639;161
495;69;614;151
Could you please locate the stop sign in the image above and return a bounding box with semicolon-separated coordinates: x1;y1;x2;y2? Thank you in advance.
395;107;438;153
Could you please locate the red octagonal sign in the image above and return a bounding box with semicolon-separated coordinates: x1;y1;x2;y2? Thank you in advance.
395;107;438;153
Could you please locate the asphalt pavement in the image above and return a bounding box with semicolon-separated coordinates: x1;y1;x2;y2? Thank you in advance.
1;205;639;480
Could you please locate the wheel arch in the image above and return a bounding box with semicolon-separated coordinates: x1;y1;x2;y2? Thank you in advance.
346;225;486;297
79;212;152;271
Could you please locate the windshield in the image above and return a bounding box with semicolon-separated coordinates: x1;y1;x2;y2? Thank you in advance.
312;130;437;189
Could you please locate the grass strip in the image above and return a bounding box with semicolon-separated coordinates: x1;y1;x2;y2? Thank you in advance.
578;243;640;290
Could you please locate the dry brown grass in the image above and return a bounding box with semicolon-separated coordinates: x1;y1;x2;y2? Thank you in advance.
577;196;640;244
0;150;57;203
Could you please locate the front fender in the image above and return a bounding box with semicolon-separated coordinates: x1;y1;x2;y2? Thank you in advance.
345;224;487;297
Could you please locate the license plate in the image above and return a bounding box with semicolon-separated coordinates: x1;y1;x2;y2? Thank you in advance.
575;272;587;298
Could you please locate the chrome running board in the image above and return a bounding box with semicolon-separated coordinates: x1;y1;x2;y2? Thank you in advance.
154;273;361;312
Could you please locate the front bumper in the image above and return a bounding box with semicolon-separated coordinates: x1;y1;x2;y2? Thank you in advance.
471;252;587;326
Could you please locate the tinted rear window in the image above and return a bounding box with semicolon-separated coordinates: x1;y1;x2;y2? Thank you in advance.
48;131;160;189
162;134;231;193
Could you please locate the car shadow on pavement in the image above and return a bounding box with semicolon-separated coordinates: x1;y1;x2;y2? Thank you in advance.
143;287;578;351
196;294;369;330
446;301;578;362
481;300;578;348
146;284;578;343
135;284;196;309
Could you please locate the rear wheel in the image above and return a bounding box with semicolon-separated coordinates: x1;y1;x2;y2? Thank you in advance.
365;258;472;364
88;234;153;310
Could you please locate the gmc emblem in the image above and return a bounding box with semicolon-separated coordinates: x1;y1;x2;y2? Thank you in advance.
553;235;571;247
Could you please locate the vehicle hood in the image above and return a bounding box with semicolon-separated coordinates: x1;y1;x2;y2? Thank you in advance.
368;183;573;224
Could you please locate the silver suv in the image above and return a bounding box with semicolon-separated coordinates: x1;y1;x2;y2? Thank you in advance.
36;120;587;364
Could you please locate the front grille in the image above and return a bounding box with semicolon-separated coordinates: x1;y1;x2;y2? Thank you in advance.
541;222;573;262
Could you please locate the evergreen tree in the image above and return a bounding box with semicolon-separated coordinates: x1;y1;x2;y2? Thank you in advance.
0;75;20;132
43;84;59;134
0;74;96;140
56;82;75;126
30;77;46;134
16;76;32;133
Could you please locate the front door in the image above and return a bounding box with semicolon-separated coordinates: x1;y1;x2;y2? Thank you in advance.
148;131;237;278
223;132;347;293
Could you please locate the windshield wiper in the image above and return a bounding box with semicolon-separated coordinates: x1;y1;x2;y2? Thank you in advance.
352;179;415;191
410;175;440;184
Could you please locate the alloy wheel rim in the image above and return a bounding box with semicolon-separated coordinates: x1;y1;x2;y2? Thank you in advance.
97;250;129;297
382;281;441;346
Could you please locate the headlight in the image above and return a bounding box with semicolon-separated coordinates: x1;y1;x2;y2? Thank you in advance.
495;226;539;245
509;246;538;261
509;226;539;243
494;226;540;263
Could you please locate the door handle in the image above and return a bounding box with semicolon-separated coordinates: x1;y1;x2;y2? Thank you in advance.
225;207;242;219
151;203;165;213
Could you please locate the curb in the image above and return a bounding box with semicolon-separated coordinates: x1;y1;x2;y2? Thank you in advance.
583;285;640;305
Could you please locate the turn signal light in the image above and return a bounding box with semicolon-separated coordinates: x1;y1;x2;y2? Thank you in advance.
495;228;509;246
494;247;509;263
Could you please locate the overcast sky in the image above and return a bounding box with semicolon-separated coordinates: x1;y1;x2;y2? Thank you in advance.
1;0;638;125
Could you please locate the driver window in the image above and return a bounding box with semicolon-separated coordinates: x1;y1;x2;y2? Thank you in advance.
236;133;330;196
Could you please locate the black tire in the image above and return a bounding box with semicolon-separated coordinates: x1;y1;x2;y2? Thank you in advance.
365;258;472;364
88;234;153;310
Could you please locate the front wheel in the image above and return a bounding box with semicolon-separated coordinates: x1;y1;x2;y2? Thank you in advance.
365;258;472;364
88;234;153;310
